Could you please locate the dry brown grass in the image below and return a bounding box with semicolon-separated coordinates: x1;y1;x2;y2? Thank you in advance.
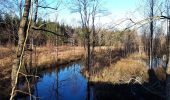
0;47;15;69
0;46;111;69
128;52;148;61
111;59;148;83
166;64;170;74
90;53;149;84
154;67;166;81
0;46;86;85
0;46;85;68
36;46;85;67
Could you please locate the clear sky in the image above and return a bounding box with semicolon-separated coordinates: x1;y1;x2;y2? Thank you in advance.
46;0;144;29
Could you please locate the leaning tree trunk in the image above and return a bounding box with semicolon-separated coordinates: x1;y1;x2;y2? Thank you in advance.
11;0;31;97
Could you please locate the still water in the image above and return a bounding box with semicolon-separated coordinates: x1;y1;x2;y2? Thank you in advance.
19;62;88;100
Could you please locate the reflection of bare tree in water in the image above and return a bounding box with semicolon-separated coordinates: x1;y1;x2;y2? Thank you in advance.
71;65;83;93
16;34;85;99
57;63;85;99
54;37;77;99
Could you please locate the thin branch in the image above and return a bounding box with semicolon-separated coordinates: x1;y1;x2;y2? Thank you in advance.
123;16;162;31
31;26;67;37
38;5;59;10
161;15;170;20
19;72;40;78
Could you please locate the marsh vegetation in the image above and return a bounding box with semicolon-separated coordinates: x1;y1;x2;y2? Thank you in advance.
0;0;170;100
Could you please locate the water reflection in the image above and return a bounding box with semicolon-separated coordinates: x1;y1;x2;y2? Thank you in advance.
29;62;87;100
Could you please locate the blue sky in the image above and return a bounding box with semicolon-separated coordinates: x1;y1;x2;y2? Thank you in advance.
46;0;143;28
105;0;138;11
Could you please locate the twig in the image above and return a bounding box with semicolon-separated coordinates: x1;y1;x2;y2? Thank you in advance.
31;26;65;37
19;72;40;78
38;5;59;10
127;77;142;84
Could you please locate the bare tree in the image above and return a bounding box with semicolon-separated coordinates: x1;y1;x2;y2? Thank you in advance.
70;0;92;73
70;0;96;99
11;0;32;99
149;0;155;69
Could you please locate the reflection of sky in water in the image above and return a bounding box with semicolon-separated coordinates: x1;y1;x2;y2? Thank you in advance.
33;63;87;100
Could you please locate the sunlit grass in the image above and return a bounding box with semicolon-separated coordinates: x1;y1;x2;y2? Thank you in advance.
36;46;85;67
0;47;15;68
90;53;149;84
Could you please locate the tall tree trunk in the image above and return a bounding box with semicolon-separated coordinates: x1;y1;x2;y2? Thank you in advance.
17;0;31;57
149;0;154;69
85;28;91;100
166;19;170;100
29;0;38;73
91;13;95;76
92;14;95;52
11;0;31;97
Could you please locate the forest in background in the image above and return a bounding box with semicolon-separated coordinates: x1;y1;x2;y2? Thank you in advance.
0;0;170;100
0;11;168;57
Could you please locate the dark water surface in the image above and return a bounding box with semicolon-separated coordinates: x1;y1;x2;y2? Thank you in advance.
18;62;88;100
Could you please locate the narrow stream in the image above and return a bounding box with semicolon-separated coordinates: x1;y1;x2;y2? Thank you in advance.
17;61;89;100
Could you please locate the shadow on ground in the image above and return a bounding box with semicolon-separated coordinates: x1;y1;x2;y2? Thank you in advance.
91;69;166;100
